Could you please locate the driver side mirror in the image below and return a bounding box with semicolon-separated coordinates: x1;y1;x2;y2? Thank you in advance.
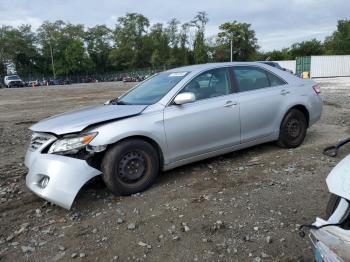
174;92;196;105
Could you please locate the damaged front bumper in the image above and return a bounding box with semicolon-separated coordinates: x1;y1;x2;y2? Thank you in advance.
25;133;101;209
311;198;350;261
309;153;350;261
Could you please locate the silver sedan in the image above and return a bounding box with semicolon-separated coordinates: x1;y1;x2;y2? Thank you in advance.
25;62;323;209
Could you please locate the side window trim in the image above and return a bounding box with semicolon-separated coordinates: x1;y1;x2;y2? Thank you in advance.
228;67;240;93
264;70;271;87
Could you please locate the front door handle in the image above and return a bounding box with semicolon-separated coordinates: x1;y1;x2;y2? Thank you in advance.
224;100;237;107
280;90;290;95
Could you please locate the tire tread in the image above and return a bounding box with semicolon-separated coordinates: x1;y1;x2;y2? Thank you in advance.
101;139;159;195
277;109;307;148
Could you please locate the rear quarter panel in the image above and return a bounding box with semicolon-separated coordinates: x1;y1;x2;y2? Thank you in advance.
286;79;323;126
253;64;322;131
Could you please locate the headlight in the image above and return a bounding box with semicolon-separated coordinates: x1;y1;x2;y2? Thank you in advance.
48;132;97;154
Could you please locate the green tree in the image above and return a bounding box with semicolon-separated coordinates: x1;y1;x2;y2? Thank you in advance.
148;23;169;67
60;23;92;76
289;39;323;58
11;12;350;81
150;49;162;68
165;19;181;67
110;13;150;69
0;26;12;80
255;48;293;61
324;19;350;55
62;38;91;76
178;23;191;65
37;21;92;77
215;21;258;61
0;25;40;77
166;18;180;48
86;25;113;73
191;11;209;64
37;20;65;77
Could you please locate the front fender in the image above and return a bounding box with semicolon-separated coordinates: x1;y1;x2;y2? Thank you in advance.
326;154;350;201
88;112;169;164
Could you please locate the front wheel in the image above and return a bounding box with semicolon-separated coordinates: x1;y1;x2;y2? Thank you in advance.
277;109;307;148
101;139;159;195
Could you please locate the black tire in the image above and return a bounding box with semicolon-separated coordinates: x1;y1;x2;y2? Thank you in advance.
101;139;159;195
277;109;307;148
325;193;341;220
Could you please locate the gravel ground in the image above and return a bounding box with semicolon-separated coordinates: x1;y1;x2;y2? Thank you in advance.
0;78;350;261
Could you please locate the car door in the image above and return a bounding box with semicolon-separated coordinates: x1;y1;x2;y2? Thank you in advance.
232;66;288;143
163;67;241;162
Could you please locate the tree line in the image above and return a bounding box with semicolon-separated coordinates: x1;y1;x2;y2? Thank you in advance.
0;11;349;79
257;19;350;61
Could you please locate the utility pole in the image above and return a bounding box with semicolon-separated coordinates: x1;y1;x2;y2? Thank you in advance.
230;39;233;62
48;36;56;79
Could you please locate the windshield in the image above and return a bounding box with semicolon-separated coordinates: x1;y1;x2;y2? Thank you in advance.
7;75;20;80
115;72;189;105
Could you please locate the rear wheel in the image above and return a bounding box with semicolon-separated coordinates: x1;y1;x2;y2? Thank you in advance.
277;109;307;148
101;139;159;195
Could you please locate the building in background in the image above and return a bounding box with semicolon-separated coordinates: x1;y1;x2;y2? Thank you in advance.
273;60;296;74
275;55;350;78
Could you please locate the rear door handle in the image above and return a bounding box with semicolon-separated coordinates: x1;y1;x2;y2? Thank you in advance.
224;100;237;107
280;90;290;95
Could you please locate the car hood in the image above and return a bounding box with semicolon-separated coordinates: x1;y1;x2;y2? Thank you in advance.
30;104;147;135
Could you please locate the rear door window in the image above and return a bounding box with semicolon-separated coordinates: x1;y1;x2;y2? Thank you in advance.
233;66;270;92
233;66;286;92
266;71;286;87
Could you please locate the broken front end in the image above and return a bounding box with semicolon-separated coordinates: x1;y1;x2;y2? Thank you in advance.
309;154;350;261
25;132;103;209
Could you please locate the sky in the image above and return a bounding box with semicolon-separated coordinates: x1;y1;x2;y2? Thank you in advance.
0;0;348;51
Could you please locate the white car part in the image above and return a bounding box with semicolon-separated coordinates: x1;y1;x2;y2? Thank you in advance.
25;154;101;209
309;154;350;262
326;154;350;201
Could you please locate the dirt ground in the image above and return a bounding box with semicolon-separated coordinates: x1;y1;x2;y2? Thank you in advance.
1;78;350;262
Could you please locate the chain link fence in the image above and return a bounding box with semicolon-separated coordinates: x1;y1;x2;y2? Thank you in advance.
20;67;165;84
1;67;170;88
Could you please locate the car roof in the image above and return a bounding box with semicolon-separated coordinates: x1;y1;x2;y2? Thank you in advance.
166;62;269;73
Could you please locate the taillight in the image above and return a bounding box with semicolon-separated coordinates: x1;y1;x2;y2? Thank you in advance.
313;84;321;95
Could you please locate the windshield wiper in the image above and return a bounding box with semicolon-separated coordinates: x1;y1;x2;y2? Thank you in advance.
109;98;130;105
115;100;129;105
